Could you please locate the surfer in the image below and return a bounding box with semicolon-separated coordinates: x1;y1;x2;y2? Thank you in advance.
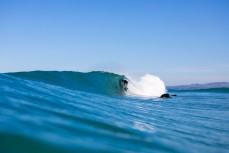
120;79;128;91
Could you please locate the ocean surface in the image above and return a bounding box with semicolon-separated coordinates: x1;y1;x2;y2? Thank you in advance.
0;71;228;153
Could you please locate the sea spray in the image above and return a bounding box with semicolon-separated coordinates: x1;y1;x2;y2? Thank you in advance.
126;74;166;97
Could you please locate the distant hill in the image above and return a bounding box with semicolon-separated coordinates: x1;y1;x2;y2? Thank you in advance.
167;82;229;90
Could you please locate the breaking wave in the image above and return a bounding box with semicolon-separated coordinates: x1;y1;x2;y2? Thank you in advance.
5;71;166;97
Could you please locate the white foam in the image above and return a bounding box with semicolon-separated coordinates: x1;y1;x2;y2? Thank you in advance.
126;74;166;98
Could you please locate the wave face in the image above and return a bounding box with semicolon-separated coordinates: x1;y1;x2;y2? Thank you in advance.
6;71;166;97
6;71;126;96
1;71;228;153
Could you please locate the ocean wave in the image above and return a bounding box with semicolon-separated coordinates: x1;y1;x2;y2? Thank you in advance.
4;71;166;97
5;71;126;96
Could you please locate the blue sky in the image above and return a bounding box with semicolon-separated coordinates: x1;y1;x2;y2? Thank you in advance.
1;0;229;85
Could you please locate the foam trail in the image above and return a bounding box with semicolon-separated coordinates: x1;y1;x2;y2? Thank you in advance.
127;74;166;97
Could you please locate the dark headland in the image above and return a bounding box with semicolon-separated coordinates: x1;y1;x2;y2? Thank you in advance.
167;82;229;90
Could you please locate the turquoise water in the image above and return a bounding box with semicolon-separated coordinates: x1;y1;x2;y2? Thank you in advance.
0;71;229;153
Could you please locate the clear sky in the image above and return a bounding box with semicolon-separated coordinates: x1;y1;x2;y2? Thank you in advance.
1;0;229;85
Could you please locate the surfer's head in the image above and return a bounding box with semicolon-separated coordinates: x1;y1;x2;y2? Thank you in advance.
121;79;128;88
121;79;128;86
123;80;128;85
